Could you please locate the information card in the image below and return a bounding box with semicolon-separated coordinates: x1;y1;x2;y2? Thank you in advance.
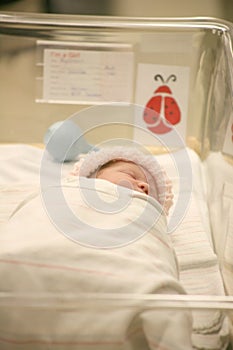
42;48;134;104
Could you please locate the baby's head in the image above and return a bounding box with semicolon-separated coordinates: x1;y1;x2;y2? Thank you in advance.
71;146;173;215
96;159;149;196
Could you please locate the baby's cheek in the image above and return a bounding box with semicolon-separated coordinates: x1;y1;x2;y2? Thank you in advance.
118;179;134;191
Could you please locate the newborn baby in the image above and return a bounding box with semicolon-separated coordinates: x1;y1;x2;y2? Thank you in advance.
71;146;174;215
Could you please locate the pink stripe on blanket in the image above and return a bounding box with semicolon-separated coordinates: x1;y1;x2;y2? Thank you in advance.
0;336;123;347
0;258;118;277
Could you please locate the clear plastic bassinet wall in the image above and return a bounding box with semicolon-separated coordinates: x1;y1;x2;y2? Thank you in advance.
0;12;233;350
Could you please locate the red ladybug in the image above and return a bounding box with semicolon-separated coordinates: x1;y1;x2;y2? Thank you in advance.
143;74;181;134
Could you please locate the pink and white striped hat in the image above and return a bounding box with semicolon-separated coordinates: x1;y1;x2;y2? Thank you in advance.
71;147;173;215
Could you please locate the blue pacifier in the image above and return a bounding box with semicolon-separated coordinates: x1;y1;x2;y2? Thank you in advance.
44;120;94;162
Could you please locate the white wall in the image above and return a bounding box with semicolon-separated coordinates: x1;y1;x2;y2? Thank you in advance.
111;0;226;19
0;0;233;22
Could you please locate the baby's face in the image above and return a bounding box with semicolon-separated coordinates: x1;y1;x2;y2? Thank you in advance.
96;160;149;195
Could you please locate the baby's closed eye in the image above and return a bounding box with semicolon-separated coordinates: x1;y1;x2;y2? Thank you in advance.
122;170;137;179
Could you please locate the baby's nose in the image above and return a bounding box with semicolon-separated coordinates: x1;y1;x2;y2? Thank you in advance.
137;181;149;195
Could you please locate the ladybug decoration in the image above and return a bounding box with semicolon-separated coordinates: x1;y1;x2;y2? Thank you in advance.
143;74;181;134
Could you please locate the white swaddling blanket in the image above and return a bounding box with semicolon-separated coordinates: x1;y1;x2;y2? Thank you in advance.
0;144;230;349
0;178;193;350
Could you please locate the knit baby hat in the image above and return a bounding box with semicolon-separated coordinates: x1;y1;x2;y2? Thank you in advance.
71;146;174;215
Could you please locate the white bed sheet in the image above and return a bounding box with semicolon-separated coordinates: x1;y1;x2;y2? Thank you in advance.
204;152;233;297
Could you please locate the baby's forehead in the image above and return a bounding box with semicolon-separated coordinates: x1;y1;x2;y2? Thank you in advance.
110;160;147;175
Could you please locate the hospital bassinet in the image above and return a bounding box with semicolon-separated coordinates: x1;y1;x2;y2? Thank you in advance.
0;12;233;350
